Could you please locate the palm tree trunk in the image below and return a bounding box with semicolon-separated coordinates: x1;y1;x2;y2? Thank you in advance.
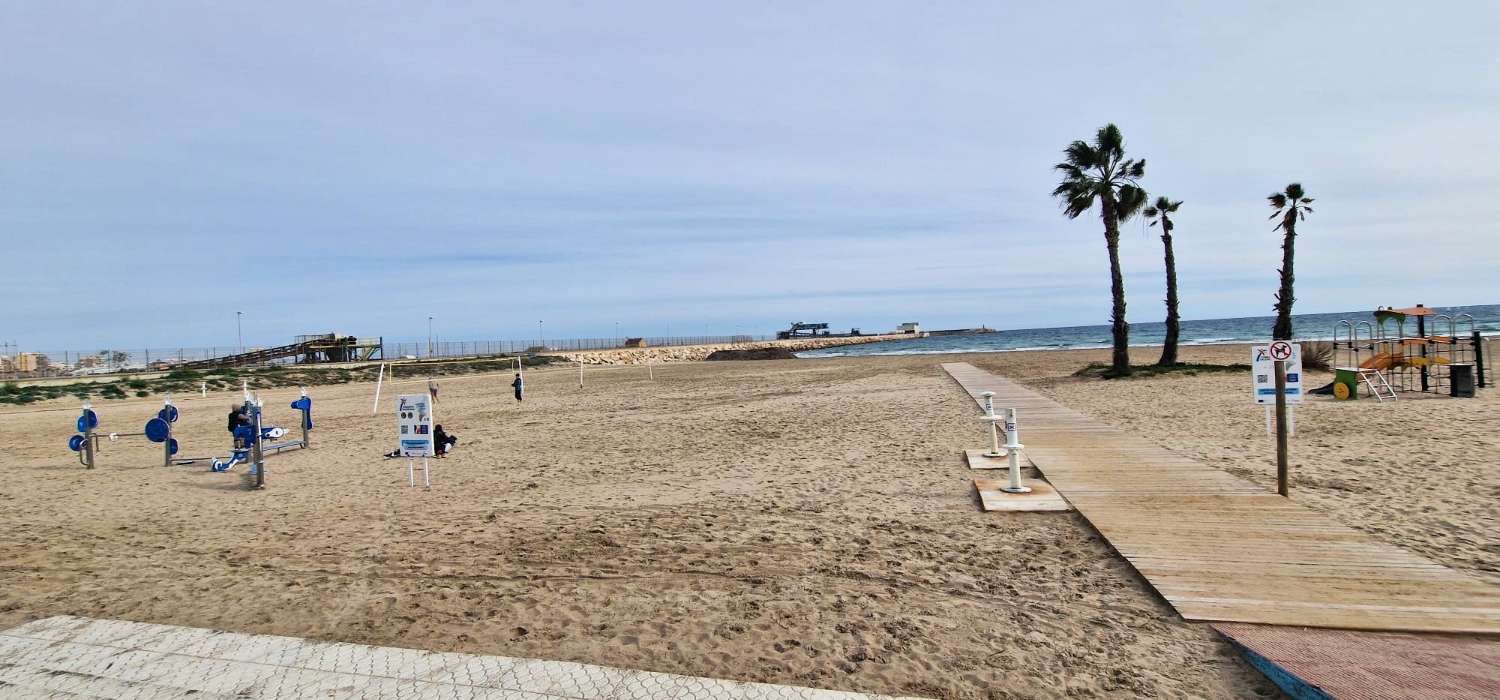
1100;197;1130;375
1273;217;1296;340
1157;231;1179;366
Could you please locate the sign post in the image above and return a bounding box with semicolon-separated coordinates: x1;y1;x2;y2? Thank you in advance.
1253;341;1301;497
396;393;434;488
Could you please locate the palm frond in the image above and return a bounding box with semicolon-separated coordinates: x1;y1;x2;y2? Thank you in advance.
1284;182;1305;200
1095;124;1124;160
1267;193;1288;209
1115;184;1147;222
1063;140;1097;168
1143;206;1160;218
1061;191;1097;219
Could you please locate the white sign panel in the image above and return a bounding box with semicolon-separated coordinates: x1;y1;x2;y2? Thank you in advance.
396;393;434;457
1252;341;1303;405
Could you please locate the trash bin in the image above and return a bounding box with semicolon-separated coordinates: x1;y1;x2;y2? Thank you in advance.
1450;363;1475;398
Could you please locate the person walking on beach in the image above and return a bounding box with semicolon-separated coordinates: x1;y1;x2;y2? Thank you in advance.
511;373;524;402
428;377;439;403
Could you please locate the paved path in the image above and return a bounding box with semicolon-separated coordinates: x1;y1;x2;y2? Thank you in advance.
942;362;1500;634
0;616;927;699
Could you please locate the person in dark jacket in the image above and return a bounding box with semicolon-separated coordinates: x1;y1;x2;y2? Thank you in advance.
226;405;246;434
511;373;524;402
433;424;457;457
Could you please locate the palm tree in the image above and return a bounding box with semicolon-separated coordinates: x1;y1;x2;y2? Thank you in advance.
1143;196;1183;366
1267;183;1313;340
1053;124;1148;376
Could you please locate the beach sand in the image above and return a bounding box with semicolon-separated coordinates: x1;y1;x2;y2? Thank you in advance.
2;346;1495;698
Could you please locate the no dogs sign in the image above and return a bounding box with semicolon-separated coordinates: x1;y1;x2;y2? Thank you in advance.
1251;342;1303;405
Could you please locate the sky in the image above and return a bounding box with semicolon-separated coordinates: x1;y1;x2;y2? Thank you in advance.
2;2;1497;351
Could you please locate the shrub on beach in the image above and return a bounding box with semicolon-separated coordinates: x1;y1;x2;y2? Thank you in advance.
1302;340;1334;371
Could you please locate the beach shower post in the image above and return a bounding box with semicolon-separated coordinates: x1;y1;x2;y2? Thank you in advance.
1000;408;1030;494
980;391;1005;458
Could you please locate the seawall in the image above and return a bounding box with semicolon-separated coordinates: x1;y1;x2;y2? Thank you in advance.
557;335;909;365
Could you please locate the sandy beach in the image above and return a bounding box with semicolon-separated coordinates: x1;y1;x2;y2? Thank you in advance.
2;345;1495;698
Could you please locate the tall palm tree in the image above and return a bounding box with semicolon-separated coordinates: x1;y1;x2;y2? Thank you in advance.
1143;196;1183;366
1053;124;1148;376
1267;183;1313;340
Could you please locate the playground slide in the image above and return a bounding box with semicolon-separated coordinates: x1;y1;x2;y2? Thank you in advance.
1359;353;1399;370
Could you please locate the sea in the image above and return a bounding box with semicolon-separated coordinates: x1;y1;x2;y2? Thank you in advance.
798;303;1500;358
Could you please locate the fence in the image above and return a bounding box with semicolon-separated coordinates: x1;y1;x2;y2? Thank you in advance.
2;334;770;380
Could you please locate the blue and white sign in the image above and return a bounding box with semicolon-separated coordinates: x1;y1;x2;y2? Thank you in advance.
396;393;434;457
1252;342;1303;405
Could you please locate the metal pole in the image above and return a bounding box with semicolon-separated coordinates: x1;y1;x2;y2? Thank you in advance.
1474;330;1488;388
236;311;243;354
1000;408;1030;494
252;397;265;489
300;387;310;449
371;363;385;414
1418;312;1429;392
163;397;173;467
981;391;1003;457
82;402;96;469
1274;360;1289;496
428;316;433;358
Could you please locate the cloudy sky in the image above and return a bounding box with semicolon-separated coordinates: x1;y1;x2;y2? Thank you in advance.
3;2;1496;350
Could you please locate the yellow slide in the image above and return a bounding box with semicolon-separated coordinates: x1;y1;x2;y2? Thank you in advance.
1359;353;1399;370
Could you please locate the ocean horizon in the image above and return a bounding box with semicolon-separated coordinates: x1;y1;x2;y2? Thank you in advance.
799;303;1500;358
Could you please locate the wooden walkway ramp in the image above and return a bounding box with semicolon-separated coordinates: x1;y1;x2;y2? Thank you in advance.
942;363;1500;635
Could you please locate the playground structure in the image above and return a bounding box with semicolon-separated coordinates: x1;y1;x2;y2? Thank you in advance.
211;386;314;488
1327;305;1486;401
68;396;214;469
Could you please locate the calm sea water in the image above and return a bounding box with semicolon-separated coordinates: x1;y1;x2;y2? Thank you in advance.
799;304;1500;357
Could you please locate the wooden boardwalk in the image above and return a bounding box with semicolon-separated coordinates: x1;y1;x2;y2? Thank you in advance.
942;363;1500;635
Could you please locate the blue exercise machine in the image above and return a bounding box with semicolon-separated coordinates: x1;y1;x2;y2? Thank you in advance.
210;388;314;489
68;396;209;469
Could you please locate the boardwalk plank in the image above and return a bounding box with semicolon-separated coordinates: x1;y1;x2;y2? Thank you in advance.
941;362;1500;634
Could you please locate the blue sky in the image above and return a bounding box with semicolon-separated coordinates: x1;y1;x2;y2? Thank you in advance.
3;2;1497;350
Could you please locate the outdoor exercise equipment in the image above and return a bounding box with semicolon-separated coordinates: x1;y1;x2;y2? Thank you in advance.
67;396;212;469
1321;305;1485;401
210;388;313;489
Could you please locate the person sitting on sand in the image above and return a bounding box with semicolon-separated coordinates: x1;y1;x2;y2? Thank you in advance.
434;424;457;457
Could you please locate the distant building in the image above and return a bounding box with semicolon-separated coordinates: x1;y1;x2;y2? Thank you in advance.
897;322;922;334
75;356;103;368
13;352;49;372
